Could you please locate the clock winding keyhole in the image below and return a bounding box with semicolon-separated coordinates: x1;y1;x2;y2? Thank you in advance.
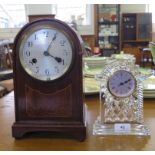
29;58;37;65
32;58;37;63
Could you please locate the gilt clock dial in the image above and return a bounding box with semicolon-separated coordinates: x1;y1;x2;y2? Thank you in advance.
108;70;136;98
19;27;73;81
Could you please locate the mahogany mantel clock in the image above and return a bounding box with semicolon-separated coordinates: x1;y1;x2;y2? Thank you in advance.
12;19;86;141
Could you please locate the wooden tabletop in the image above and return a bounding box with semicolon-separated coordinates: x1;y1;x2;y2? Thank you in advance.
0;92;155;151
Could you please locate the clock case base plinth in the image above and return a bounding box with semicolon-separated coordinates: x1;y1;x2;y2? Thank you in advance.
12;122;86;141
93;117;150;136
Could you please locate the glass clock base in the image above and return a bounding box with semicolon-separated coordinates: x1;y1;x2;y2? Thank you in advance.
93;116;150;136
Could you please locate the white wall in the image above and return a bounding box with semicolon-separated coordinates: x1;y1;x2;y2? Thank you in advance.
121;4;146;13
25;4;53;15
0;4;95;39
152;24;155;41
0;4;54;39
78;4;94;35
0;4;149;40
0;28;20;40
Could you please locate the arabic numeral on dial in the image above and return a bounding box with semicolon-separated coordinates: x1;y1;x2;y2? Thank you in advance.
55;66;59;73
63;50;70;56
65;52;69;56
45;69;50;75
44;31;49;37
28;41;33;47
34;34;38;40
26;51;30;56
62;59;65;65
112;87;115;90
36;66;39;73
60;40;66;46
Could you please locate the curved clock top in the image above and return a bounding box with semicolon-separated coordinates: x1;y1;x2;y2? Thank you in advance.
14;19;81;81
96;58;151;98
96;58;149;83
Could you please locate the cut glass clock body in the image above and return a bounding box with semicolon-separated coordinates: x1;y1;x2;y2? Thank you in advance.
93;58;151;136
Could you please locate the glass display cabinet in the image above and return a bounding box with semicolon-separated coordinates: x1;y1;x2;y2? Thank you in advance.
96;4;120;56
121;13;152;64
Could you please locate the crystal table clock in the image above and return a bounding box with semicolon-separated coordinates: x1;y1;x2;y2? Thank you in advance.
93;58;151;136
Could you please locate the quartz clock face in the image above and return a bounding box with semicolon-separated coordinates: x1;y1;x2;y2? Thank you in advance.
19;27;73;81
108;70;136;98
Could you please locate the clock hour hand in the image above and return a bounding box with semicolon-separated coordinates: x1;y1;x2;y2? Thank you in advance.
118;79;131;86
118;82;124;86
44;51;62;63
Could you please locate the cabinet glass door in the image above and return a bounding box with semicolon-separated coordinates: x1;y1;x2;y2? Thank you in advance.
137;13;152;40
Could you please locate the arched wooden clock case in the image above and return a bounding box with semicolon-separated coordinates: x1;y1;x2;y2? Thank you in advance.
12;19;86;141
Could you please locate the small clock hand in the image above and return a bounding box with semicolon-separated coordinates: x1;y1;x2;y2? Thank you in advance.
118;79;131;87
118;82;124;86
44;51;62;63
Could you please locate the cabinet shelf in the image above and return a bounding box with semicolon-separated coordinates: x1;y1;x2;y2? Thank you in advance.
99;35;118;37
98;21;119;25
121;13;152;64
101;48;118;50
96;4;120;57
122;13;152;42
123;40;151;43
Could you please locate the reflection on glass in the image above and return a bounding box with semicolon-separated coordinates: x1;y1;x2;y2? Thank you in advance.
55;4;89;25
0;4;26;28
94;135;149;151
149;42;155;64
138;14;151;40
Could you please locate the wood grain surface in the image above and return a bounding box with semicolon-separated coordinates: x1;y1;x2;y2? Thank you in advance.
0;92;155;150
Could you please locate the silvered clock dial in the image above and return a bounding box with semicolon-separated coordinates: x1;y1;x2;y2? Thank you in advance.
19;27;73;81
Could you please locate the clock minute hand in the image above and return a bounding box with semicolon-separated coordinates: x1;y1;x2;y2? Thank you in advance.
46;32;57;52
124;79;131;84
44;51;62;63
